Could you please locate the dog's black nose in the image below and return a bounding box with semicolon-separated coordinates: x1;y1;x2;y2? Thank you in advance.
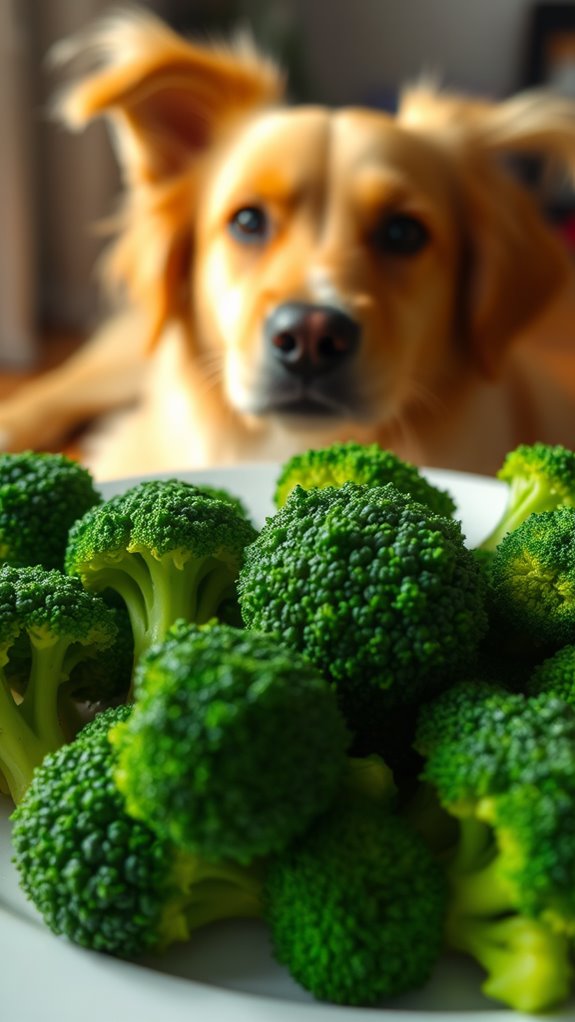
265;303;360;376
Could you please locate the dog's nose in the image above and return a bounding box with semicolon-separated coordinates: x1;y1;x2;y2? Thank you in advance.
265;303;360;376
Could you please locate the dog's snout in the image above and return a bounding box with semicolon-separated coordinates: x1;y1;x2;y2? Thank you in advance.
265;303;360;376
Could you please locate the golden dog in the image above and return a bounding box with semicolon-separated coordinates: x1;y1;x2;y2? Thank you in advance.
3;8;575;479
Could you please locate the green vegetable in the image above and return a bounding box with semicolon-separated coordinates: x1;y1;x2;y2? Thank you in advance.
264;775;446;1006
528;644;575;703
274;440;456;516
414;683;575;1012
239;482;487;722
480;442;575;552
488;506;575;648
0;450;101;570
0;564;119;802
11;705;263;957
65;479;258;672
110;621;350;862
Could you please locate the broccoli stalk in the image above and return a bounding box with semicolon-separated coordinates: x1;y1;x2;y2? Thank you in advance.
445;813;573;1014
448;914;571;1014
65;479;258;672
0;564;119;802
12;705;264;958
77;546;240;667
480;442;575;552
414;683;575;1012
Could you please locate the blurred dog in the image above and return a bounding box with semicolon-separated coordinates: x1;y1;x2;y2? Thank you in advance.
3;8;575;479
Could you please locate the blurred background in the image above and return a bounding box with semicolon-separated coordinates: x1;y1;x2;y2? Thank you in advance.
1;0;574;375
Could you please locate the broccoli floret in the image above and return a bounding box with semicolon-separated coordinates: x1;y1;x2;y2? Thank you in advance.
238;483;487;721
11;704;263;958
413;684;575;1012
110;621;350;863
195;483;253;524
528;644;575;703
0;450;101;570
274;440;456;516
264;786;446;1006
65;479;258;672
0;564;119;802
480;442;575;552
488;506;575;648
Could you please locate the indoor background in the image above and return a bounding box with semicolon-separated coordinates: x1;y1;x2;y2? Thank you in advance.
1;0;573;371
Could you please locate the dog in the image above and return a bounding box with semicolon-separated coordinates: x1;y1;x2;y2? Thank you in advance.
3;7;575;480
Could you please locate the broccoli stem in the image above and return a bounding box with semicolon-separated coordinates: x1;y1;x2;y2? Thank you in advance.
481;479;554;552
0;671;51;802
157;852;263;950
19;638;68;746
447;914;572;1013
142;552;237;640
85;551;240;676
449;815;494;875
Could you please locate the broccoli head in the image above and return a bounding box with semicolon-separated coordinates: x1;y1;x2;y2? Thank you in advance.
488;506;575;648
480;442;575;552
110;621;351;863
11;704;263;958
0;450;101;570
0;564;119;802
274;440;456;516
239;483;487;718
413;683;575;1011
264;791;446;1006
65;479;258;671
528;644;575;703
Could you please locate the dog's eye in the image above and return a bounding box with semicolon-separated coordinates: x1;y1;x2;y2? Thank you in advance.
374;213;429;256
229;206;269;243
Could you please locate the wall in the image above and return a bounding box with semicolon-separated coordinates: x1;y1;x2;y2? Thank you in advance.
283;0;553;105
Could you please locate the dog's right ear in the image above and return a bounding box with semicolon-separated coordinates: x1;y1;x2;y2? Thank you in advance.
52;8;284;185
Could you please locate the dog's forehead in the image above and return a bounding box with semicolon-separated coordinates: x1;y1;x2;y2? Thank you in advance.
212;105;454;201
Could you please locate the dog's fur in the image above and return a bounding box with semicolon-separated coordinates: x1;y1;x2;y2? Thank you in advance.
4;8;575;480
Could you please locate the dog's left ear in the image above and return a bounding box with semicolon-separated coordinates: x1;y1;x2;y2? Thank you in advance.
400;88;575;377
51;9;284;345
53;8;284;184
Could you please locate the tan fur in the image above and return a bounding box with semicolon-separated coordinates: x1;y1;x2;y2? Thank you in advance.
4;8;575;480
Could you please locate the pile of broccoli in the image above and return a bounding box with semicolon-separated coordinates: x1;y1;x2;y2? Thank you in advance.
6;438;575;1014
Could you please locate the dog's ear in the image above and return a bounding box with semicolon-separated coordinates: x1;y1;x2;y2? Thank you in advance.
53;8;284;184
399;87;575;377
51;9;284;346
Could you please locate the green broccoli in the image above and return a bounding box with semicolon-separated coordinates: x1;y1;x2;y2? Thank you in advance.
0;564;119;802
480;442;575;552
110;621;351;863
488;506;575;648
11;704;264;958
195;483;253;524
413;683;575;1012
0;450;101;570
528;644;575;703
238;483;488;730
274;440;456;516
264;780;446;1006
65;479;258;671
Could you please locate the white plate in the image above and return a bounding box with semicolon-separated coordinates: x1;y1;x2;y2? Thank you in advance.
3;464;570;1021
